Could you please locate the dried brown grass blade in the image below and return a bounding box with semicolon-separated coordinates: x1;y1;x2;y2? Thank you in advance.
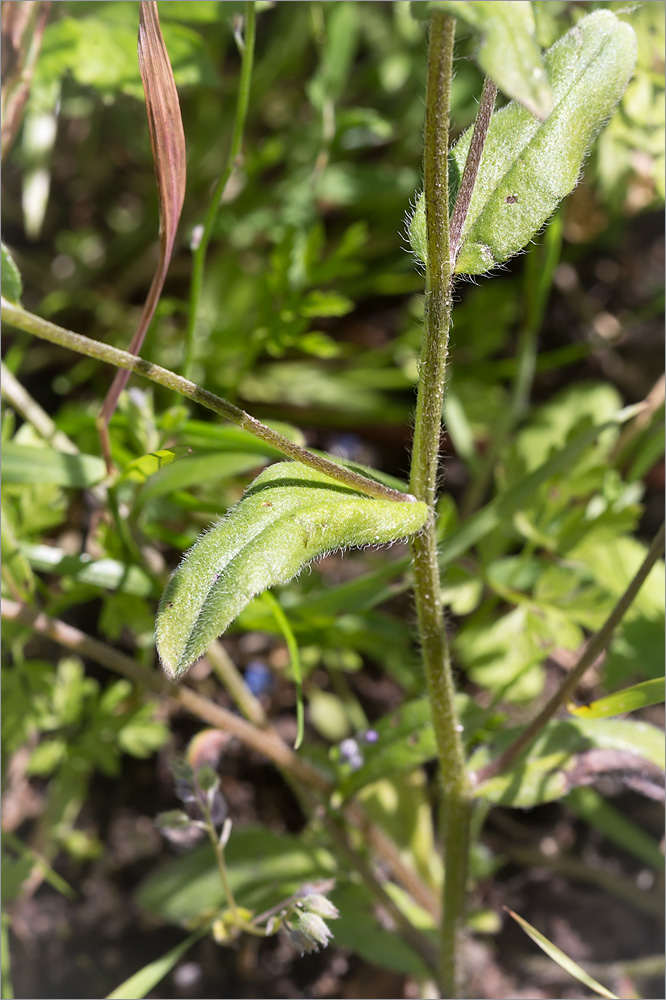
98;0;186;471
1;1;52;162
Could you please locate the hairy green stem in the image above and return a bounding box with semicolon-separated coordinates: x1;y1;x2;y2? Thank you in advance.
408;14;470;997
182;1;256;380
1;299;412;503
473;521;666;787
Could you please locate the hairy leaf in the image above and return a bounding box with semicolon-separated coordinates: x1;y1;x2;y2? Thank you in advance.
410;10;637;274
156;462;428;680
413;1;552;118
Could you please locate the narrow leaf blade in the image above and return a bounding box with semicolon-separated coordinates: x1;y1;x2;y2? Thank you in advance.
2;442;106;487
568;677;665;720
156;462;428;680
505;908;619;1000
106;928;205;1000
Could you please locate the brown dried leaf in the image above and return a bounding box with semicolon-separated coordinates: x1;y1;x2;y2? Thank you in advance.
99;0;186;469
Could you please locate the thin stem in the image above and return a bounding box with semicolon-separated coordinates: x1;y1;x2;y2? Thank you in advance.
408;14;470;998
449;76;497;264
205;815;240;921
182;1;256;380
473;521;666;787
1;299;412;503
0;361;78;454
207;640;269;729
1;597;439;929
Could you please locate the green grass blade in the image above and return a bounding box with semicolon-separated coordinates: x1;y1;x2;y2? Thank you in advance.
105;927;205;1000
261;591;304;749
505;907;619;1000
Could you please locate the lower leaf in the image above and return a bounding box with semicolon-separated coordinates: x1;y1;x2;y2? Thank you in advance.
156;461;428;680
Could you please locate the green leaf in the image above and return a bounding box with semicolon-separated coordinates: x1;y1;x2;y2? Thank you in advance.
22;543;156;597
106;928;205;1000
1;504;34;599
568;677;665;720
472;717;664;807
330;882;433;977
414;1;552;118
506;908;619;1000
156;462;428;680
2;442;106;488
135;452;268;507
567;787;664;871
1;244;22;304
136;827;336;924
410;10;637;274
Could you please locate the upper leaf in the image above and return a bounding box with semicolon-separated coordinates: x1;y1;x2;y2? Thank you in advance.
409;10;637;275
413;1;552;119
156;462;428;680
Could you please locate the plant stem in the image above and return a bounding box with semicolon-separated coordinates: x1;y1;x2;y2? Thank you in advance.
473;520;666;787
182;1;256;380
1;298;412;503
449;76;497;264
1;597;439;929
408;14;470;998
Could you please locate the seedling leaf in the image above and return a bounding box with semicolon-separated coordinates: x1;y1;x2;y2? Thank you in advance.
156;462;428;680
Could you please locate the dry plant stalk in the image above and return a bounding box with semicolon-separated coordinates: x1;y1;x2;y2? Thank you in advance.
1;0;52;161
98;0;186;470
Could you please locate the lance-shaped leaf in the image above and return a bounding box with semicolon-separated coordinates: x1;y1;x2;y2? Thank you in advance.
156;462;428;681
412;1;552;119
98;0;186;467
409;10;637;275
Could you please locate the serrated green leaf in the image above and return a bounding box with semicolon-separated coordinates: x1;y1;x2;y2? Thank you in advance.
568;677;665;720
2;442;106;488
410;10;637;274
415;1;552;118
157;462;428;680
1;244;22;304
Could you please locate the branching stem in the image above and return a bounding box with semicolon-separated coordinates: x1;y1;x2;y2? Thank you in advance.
473;521;666;787
1;299;412;504
449;76;497;263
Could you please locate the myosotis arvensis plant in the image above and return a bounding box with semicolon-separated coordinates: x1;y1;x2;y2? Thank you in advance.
2;4;654;998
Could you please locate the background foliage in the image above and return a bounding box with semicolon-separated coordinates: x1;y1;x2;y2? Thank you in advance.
2;2;664;998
